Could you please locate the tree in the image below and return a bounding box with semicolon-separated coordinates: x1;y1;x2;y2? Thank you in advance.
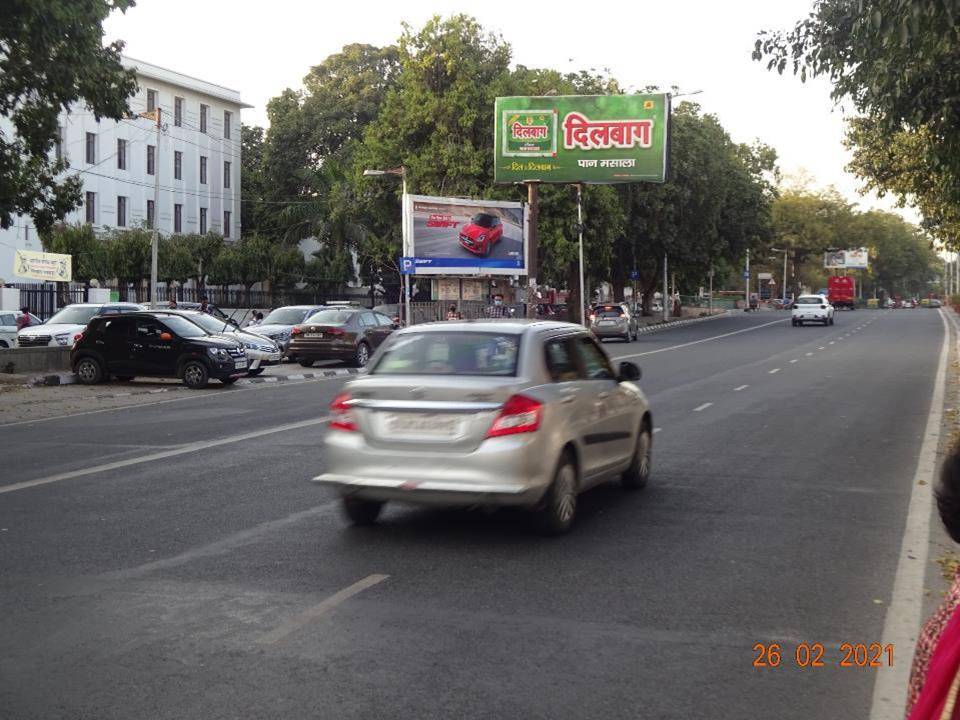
158;236;194;290
106;227;151;301
180;232;225;291
303;245;356;301
206;243;239;296
232;235;271;305
754;1;960;238
40;223;99;284
1;0;138;232
262;242;305;304
240;125;266;235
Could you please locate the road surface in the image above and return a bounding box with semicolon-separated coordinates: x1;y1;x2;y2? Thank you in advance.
0;309;949;719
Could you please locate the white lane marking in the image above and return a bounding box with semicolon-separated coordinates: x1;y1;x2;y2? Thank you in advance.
692;403;713;412
829;341;835;345
869;309;949;720
789;359;799;364
653;427;662;434
257;574;390;646
818;346;825;350
617;318;787;359
0;415;331;495
733;385;749;392
0;376;338;428
768;368;780;374
806;352;814;356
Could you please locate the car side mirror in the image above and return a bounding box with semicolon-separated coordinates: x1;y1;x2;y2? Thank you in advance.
159;332;173;341
618;361;641;382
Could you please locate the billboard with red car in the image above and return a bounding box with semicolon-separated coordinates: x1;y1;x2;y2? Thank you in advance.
403;194;527;275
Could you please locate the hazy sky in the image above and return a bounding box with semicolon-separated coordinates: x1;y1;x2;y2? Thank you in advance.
104;0;912;220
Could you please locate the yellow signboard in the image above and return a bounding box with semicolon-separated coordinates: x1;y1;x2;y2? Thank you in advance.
14;249;72;282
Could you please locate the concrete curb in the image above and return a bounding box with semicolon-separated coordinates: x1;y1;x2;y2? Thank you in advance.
239;368;360;384
634;310;732;336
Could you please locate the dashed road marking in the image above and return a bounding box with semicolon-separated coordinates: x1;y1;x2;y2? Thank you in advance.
693;403;713;412
806;352;814;356
818;346;825;350
768;368;780;374
653;427;662;434
829;341;835;345
789;359;799;364
734;385;749;392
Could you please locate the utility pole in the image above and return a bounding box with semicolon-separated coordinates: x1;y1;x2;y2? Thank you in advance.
149;107;161;309
526;182;539;318
577;184;586;326
708;265;714;314
745;248;750;310
662;253;668;323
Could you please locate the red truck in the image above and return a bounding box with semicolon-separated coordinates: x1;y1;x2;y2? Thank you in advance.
828;276;856;310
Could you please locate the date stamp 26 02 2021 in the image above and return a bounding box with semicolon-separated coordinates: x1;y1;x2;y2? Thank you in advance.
753;643;895;669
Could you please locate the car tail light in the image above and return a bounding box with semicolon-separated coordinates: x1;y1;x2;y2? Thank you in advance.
486;394;542;438
291;327;302;336
327;328;345;337
329;392;357;432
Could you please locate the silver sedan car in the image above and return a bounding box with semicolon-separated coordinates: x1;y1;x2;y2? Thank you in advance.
313;320;653;534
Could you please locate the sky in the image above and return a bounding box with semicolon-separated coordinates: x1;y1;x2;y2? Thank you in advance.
104;0;914;221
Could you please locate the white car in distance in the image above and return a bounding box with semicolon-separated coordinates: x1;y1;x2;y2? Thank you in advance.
0;311;43;348
792;295;835;327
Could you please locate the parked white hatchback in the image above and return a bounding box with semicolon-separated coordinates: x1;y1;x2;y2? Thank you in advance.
0;311;43;348
792;295;835;326
17;302;142;347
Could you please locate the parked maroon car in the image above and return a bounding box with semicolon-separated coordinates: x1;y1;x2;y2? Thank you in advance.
289;308;397;368
458;213;504;257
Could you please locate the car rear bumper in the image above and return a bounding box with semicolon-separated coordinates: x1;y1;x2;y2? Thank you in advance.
793;314;828;321
312;431;553;507
592;325;629;337
289;340;355;361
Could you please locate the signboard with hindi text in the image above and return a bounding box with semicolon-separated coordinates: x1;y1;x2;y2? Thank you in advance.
494;94;670;184
13;249;72;282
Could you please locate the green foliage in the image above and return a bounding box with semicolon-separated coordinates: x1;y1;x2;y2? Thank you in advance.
0;0;138;231
755;0;960;238
40;223;100;284
304;245;356;298
104;227;151;292
240;125;266;234
179;232;225;288
157;236;193;285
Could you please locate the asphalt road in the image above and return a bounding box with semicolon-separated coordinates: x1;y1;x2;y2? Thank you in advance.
0;309;947;719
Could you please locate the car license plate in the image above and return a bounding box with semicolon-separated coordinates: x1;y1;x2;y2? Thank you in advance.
235;358;247;369
268;353;281;362
385;413;461;437
304;332;324;338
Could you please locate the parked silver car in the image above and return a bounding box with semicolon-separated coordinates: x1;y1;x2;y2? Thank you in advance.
313;320;653;534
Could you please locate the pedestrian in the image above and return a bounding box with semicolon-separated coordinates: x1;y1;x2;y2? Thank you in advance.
446;305;460;320
167;299;178;309
905;443;960;718
16;306;31;331
487;294;509;319
248;311;263;327
199;297;211;314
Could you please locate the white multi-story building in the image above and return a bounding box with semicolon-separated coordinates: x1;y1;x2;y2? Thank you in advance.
0;56;251;281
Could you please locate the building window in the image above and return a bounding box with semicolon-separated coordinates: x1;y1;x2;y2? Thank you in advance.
200;207;207;235
147;145;155;175
200;156;207;184
55;126;64;161
224;111;231;139
174;204;182;233
85;192;96;224
117;196;127;227
85;132;96;164
223;211;231;238
147;89;157;113
174;150;182;180
200;104;208;133
147;200;155;229
224;161;231;189
117;139;127;170
174;97;183;127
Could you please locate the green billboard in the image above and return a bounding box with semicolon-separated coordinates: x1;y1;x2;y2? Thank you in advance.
494;94;670;184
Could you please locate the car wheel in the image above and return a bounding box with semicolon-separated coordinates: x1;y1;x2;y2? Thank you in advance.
830;317;835;326
534;453;578;535
622;424;652;490
75;357;103;385
354;342;371;367
342;496;384;526
299;359;315;368
221;377;238;385
246;368;265;376
114;376;135;382
182;361;209;389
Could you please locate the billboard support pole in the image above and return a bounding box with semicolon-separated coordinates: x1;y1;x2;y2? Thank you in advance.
577;184;586;326
662;253;668;323
401;169;411;326
526;182;539;318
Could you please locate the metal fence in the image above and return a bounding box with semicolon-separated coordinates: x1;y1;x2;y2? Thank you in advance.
10;283;87;320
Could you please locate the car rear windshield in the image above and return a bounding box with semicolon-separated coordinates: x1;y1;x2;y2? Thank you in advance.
262;308;311;325
470;213;496;228
303;309;354;325
796;297;823;305
372;332;520;376
595;307;624;317
45;306;100;326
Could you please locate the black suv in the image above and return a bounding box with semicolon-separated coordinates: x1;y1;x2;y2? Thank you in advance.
71;312;248;389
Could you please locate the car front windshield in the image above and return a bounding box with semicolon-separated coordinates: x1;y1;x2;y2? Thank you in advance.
45;306;100;326
471;213;496;228
178;312;228;333
372;332;520;376
263;308;311;325
304;310;353;325
797;297;823;305
160;315;209;338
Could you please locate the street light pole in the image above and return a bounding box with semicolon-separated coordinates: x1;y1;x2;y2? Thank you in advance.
149;108;161;309
662;252;668;323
